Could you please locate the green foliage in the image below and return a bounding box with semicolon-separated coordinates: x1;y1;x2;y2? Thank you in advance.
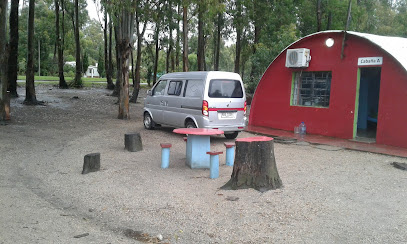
12;0;407;93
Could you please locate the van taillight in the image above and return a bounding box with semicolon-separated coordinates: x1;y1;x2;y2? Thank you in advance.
202;100;209;116
244;101;247;115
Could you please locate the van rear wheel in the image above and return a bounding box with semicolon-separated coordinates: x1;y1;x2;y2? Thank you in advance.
185;121;197;128
143;113;155;130
224;132;238;139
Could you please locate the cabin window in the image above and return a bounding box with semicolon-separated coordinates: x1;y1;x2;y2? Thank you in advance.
291;71;331;107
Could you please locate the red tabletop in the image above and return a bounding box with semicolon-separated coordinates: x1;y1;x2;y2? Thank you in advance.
173;128;224;135
236;136;273;142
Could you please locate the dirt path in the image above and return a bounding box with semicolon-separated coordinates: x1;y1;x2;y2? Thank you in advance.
1;85;406;243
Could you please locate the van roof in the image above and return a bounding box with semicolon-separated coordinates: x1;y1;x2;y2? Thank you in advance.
159;71;240;80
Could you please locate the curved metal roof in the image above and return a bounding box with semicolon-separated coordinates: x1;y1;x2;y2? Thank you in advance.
281;30;407;72
347;31;407;71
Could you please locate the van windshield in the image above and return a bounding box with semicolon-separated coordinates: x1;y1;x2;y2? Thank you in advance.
208;79;243;98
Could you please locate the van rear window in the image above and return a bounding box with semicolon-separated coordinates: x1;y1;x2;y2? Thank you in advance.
208;79;243;98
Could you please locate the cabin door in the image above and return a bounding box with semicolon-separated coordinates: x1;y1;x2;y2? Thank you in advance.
355;67;381;142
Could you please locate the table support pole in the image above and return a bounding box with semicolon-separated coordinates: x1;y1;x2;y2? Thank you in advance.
186;135;211;168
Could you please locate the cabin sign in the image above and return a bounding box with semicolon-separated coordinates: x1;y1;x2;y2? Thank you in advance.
358;57;383;66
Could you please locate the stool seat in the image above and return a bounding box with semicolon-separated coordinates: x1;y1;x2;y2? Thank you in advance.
207;151;223;156
224;142;235;148
160;143;172;148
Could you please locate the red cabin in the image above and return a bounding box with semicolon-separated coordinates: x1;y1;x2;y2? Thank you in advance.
249;31;407;149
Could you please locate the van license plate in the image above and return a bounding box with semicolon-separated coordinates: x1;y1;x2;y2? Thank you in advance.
219;112;236;119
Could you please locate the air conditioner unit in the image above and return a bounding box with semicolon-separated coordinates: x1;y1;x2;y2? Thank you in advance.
285;48;311;68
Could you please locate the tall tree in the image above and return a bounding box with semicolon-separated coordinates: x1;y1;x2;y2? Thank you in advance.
72;0;82;87
102;1;114;89
112;1;136;119
130;0;149;103
24;0;38;105
317;0;322;32
175;4;181;70
165;2;174;73
0;0;8;120
182;0;189;71
55;0;68;88
213;11;223;71
197;1;206;71
233;0;243;74
7;0;19;97
152;0;165;84
152;23;160;84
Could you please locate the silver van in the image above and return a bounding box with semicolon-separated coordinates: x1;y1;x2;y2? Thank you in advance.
143;71;247;139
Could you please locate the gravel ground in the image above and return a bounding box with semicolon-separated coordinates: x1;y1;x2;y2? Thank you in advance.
1;85;407;244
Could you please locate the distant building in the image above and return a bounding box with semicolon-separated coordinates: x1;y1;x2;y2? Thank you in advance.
85;63;100;78
248;31;407;149
65;61;76;67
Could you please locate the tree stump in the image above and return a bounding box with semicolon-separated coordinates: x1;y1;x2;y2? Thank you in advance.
222;136;282;192
124;133;143;152
82;153;101;174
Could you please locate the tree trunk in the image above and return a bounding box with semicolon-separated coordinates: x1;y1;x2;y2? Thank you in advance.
24;0;38;105
197;3;205;71
234;27;241;74
112;26;120;97
130;8;146;104
153;24;160;85
326;11;332;30
108;19;114;89
55;0;68;89
7;0;19;97
214;12;222;71
222;137;282;192
72;0;82;87
182;5;188;72
117;11;134;120
317;0;322;32
249;24;261;83
105;11;114;90
130;36;141;103
175;5;181;70
166;2;173;73
0;0;8;120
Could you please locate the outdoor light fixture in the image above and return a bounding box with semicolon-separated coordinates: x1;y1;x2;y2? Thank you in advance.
326;38;334;47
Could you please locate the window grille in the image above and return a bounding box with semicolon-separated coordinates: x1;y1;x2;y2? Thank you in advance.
292;71;331;107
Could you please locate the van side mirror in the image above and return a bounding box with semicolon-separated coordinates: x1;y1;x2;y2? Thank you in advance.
147;90;152;96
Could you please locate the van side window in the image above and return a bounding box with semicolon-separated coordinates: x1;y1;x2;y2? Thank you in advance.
209;79;243;98
153;80;167;95
184;80;204;97
167;80;183;96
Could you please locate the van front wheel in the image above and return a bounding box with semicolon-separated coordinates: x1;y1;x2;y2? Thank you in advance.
224;132;238;139
143;113;155;130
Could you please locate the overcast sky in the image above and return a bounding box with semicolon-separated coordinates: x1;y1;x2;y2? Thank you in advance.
86;0;99;21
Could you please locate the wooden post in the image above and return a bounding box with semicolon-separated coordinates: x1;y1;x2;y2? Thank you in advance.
125;133;143;152
82;153;101;174
222;136;282;192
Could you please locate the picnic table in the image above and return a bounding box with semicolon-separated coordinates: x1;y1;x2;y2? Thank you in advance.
173;128;224;169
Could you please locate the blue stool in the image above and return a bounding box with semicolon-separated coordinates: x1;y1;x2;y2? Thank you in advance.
224;142;235;166
160;143;172;168
207;151;223;179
